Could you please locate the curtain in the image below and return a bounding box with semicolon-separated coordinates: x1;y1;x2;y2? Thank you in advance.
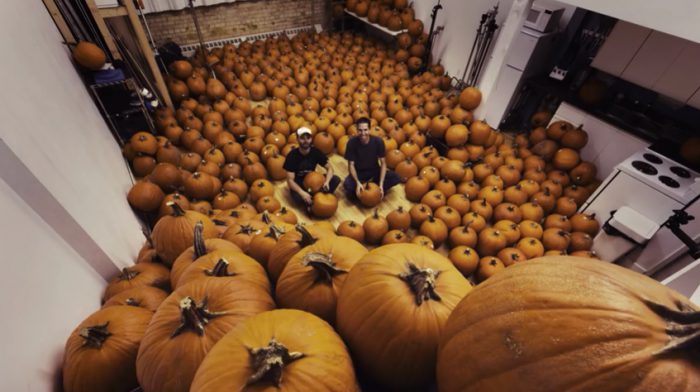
141;0;238;14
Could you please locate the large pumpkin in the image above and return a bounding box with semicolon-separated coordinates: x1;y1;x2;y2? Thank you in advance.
336;244;471;390
176;249;270;293
136;278;275;392
276;236;367;325
63;305;152;392
169;222;241;288
190;309;359;391
151;202;218;266
437;256;700;392
267;223;336;283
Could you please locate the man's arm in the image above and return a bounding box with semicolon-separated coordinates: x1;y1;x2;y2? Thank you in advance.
348;160;364;195
378;157;387;197
323;162;334;188
287;171;312;204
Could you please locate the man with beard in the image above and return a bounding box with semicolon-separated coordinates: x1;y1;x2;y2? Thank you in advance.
343;117;401;201
283;127;340;210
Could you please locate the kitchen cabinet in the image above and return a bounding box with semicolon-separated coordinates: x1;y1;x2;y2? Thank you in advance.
686;87;700;111
652;42;700;103
620;31;686;90
590;21;650;77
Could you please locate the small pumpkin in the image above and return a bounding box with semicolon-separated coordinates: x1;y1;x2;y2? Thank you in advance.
103;263;170;303
386;206;411;231
311;192;338;218
448;246;480;277
570;212;600;236
476;256;505;282
363;209;389;245
358;182;383;207
336;220;365;243
102;286;168;312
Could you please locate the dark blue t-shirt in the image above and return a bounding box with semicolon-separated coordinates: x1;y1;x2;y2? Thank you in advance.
344;135;385;173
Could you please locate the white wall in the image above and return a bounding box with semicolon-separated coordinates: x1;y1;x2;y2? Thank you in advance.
557;0;700;44
0;2;148;389
0;0;143;273
413;0;515;81
0;179;105;391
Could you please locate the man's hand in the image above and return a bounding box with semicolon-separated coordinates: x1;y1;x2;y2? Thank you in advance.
355;182;364;198
379;182;385;199
322;180;331;193
301;191;313;205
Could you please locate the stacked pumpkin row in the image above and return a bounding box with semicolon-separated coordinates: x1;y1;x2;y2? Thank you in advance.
63;205;700;391
64;191;478;391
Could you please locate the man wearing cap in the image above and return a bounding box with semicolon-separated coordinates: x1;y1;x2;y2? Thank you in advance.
343;117;401;201
283;127;340;209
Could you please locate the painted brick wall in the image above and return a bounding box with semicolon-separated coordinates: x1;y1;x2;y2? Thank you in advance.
143;0;328;46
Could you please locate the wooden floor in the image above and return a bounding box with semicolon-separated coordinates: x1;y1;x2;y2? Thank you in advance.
272;153;410;228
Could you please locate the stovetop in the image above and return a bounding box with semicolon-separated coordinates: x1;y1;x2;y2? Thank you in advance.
617;149;700;204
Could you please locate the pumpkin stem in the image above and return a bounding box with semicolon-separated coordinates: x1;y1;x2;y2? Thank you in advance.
399;262;442;306
212;218;228;226
260;211;273;224
125;298;141;307
266;224;286;240
302;252;347;284
238;224;260;236
193;221;207;258
171;296;227;337
204;258;237;277
246;338;304;387
295;224;318;248
119;268;139;281
643;299;700;355
167;201;186;217
79;322;111;349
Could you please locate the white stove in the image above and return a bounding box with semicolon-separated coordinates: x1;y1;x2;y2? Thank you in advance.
616;149;700;204
582;147;700;275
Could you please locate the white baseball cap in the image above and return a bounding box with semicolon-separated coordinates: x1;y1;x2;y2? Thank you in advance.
296;127;312;137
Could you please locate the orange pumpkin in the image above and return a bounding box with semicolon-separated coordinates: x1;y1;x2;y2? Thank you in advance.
103;263;170;303
190;309;359;391
336;244;471;390
358;182;383;207
276;236;367;324
268;224;336;283
63;306;152;392
363;209;389;245
136;279;275;392
311;192;338;218
336;220;365;243
103;286;168;312
437;256;700;392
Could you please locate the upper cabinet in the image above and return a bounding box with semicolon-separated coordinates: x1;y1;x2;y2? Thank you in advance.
652;42;700;103
592;20;700;106
591;21;650;77
620;31;686;91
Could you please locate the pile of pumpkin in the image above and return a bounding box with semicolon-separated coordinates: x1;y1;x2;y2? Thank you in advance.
62;208;700;391
340;0;435;74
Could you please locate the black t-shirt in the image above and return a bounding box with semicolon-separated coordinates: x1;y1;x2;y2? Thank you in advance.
344;135;385;173
283;147;328;182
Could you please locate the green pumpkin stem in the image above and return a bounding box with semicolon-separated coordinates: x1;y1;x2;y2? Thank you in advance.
247;338;304;387
193;221;207;258
167;201;186;217
171;296;227;337
204;258;237;277
302;252;347;284
79;322;111;349
399;262;442;306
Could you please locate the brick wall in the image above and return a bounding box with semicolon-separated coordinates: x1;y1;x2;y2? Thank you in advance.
143;0;328;46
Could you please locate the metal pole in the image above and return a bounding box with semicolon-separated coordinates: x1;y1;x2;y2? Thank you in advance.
188;0;216;79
